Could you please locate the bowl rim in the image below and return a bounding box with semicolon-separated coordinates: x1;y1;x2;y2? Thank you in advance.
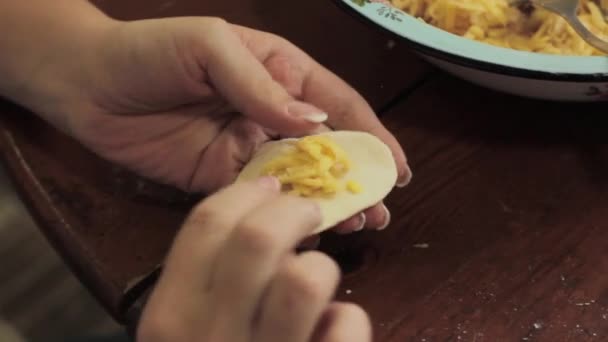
334;0;608;82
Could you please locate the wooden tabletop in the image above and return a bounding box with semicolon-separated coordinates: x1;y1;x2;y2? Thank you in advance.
1;0;607;341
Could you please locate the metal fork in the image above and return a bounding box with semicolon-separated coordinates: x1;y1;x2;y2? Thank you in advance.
509;0;608;53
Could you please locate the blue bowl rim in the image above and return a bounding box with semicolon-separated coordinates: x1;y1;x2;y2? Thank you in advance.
333;0;608;82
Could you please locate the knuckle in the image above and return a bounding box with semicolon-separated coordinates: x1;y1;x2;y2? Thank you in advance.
137;312;183;342
308;252;341;281
338;303;369;321
323;304;371;342
202;17;229;32
187;200;218;226
283;258;335;302
186;198;232;233
230;117;267;143
271;34;292;48
283;196;322;226
197;17;230;49
250;28;289;47
285;269;326;302
236;221;281;255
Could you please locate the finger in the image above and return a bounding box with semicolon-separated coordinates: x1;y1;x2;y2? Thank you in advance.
210;195;322;329
312;303;372;342
202;19;326;135
158;177;281;291
140;177;282;339
332;213;366;235
254;252;340;342
191;116;273;192
332;202;391;234
216;23;411;185
301;63;412;187
362;203;390;230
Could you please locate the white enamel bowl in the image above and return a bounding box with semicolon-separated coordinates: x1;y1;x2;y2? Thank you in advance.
337;0;608;101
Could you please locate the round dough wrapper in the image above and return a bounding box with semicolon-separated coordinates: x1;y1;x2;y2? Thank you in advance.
236;131;397;233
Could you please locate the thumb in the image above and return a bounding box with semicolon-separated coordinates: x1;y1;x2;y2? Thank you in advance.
202;20;327;135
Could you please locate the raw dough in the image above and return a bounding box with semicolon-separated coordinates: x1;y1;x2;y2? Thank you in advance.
236;131;397;233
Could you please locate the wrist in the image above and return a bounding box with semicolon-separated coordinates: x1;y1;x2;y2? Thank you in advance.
0;1;121;132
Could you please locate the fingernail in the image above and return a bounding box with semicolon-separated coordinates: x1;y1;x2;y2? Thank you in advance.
257;176;280;191
396;165;413;188
354;213;366;231
286;101;328;123
377;204;391;230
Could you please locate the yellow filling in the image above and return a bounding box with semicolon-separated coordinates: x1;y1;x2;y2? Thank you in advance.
262;135;362;197
346;180;363;194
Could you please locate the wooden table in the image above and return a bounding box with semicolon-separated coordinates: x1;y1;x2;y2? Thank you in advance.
1;0;607;341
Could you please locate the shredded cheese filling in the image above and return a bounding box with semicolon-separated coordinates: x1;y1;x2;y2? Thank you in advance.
262;136;362;197
390;0;608;55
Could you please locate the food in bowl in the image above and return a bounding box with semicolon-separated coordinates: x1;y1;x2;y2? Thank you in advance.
236;131;397;233
344;0;608;101
388;0;608;55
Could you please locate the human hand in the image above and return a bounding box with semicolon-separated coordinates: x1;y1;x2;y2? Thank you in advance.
22;14;412;232
137;177;372;342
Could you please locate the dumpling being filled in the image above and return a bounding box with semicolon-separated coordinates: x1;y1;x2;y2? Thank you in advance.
236;131;398;233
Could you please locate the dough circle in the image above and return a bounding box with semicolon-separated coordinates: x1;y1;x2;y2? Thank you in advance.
236;131;397;233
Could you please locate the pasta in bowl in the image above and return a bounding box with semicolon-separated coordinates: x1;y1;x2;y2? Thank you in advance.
394;0;608;55
338;0;608;101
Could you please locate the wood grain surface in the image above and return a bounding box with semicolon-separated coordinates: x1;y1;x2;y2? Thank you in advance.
325;75;608;341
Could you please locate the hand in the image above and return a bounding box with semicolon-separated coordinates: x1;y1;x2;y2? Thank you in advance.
137;177;372;342
26;15;412;232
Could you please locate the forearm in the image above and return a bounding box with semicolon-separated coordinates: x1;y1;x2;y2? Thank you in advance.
0;0;114;126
